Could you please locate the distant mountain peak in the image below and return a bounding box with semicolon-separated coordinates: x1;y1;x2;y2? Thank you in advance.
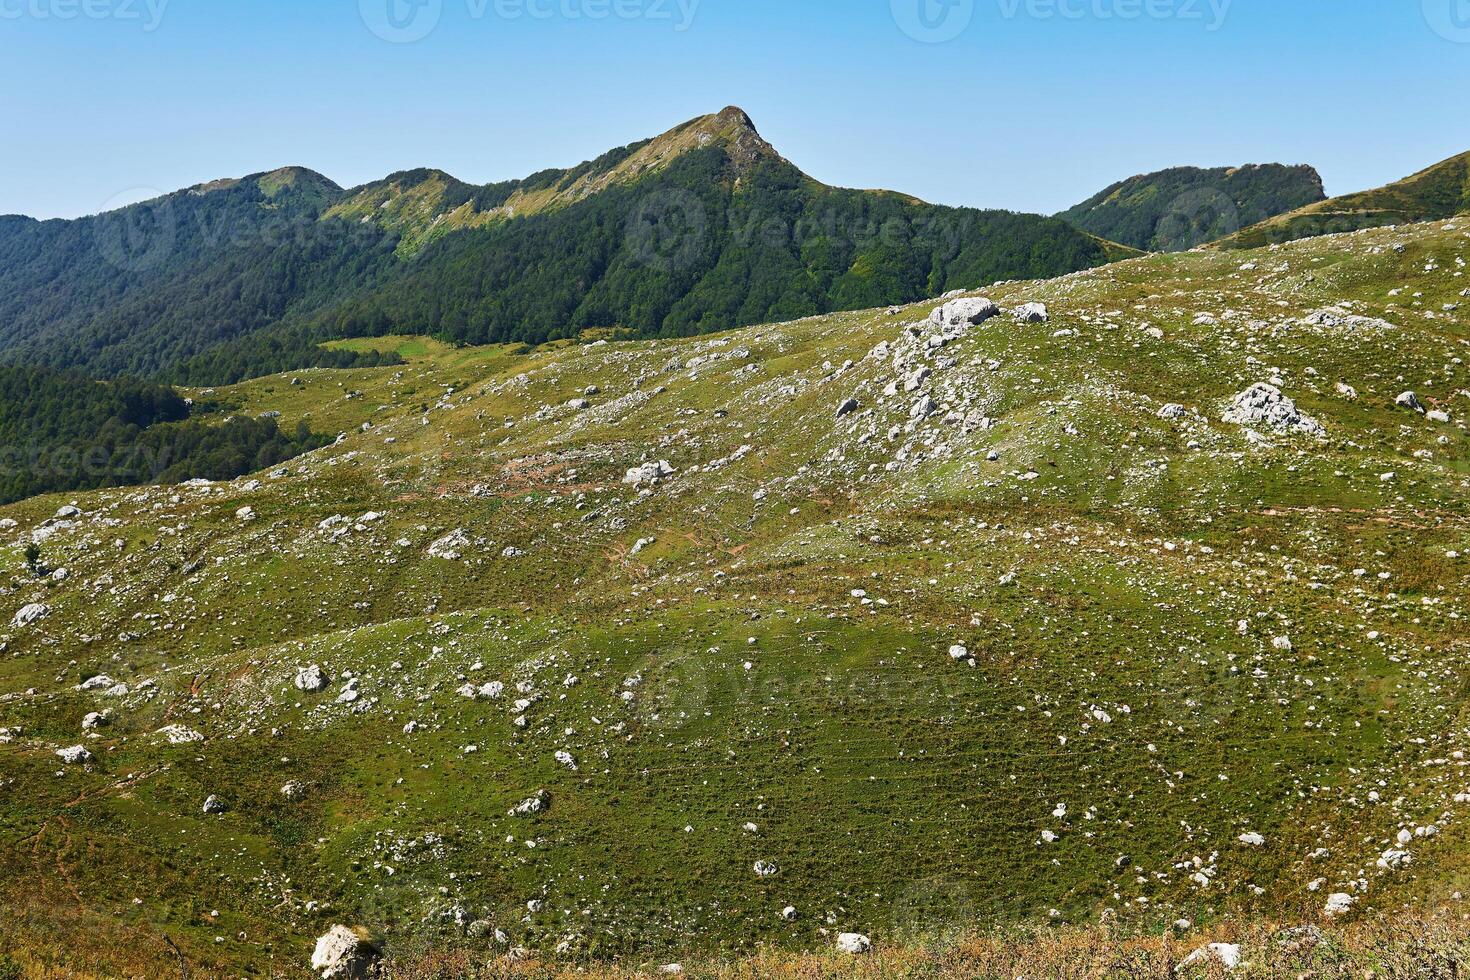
322;108;788;256
615;106;783;179
716;104;756;129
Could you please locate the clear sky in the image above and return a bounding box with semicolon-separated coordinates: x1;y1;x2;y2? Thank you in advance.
2;0;1467;220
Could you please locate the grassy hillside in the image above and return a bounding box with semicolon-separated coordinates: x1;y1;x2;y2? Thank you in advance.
1056;164;1325;252
1215;151;1470;249
0;218;1465;978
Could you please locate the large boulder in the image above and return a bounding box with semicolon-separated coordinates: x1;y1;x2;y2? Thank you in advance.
12;603;50;628
836;932;872;954
1011;302;1049;323
311;926;376;979
928;297;1000;331
294;665;330;693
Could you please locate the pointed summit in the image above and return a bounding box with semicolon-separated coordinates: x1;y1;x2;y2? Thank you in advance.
659;106;782;171
716;105;757;129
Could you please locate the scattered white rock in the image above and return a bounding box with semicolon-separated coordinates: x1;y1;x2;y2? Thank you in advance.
1178;943;1241;972
427;529;472;561
156;725;204;744
1222;383;1324;437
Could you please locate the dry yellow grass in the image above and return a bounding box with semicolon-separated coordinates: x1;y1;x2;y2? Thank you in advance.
371;913;1470;980
4;899;1470;978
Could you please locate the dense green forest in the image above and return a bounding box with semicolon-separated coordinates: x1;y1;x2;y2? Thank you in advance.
301;147;1109;351
0;366;329;504
1055;163;1325;251
0;170;403;382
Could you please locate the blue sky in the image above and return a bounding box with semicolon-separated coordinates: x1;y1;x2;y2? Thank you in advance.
2;0;1467;219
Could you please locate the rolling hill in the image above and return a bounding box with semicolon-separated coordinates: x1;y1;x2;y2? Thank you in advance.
1214;149;1470;248
0;214;1465;978
0;109;1119;386
1056;163;1325;252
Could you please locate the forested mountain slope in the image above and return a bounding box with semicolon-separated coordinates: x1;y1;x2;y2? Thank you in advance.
1056;163;1325;251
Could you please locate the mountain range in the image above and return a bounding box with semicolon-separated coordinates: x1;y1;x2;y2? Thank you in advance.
0;108;1124;386
6;108;1465;397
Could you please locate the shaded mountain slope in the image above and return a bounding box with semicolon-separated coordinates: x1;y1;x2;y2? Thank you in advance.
1057;163;1325;251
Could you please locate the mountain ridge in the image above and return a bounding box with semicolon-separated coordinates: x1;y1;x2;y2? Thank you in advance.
0;108;1120;385
1056;162;1326;252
